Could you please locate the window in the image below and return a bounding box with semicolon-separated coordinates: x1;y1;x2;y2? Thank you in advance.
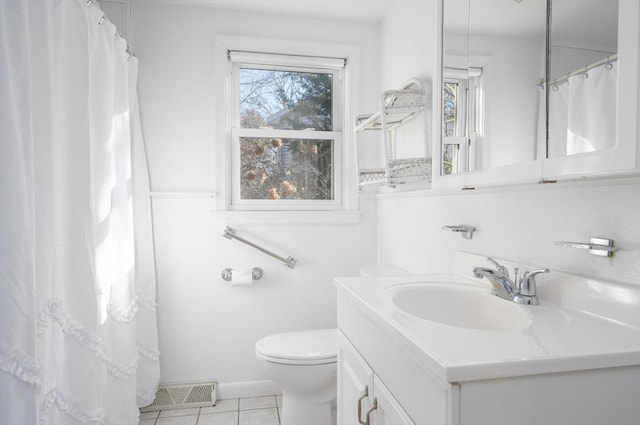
442;67;483;175
442;78;469;175
229;51;345;210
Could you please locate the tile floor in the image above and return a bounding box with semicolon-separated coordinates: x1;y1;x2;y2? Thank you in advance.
139;395;282;425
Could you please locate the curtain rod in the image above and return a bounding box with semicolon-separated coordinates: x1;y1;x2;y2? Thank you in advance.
86;0;136;60
539;54;617;87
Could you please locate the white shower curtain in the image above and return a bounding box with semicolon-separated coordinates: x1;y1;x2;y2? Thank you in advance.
544;59;618;158
0;1;159;424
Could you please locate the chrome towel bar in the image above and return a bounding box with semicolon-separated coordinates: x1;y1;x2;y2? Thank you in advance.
441;224;476;239
222;226;297;268
554;237;617;257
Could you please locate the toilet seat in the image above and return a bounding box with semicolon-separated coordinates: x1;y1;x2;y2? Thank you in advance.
255;329;337;365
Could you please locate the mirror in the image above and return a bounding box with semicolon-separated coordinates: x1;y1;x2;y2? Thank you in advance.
547;0;618;158
441;0;547;175
441;0;620;177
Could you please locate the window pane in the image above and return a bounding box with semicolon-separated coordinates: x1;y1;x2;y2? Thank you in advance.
240;137;334;200
240;68;333;131
442;144;459;175
443;82;458;137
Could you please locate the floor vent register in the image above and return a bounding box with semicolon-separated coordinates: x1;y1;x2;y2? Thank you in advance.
140;381;216;411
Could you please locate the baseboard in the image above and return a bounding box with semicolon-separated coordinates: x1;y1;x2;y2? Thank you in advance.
216;380;281;400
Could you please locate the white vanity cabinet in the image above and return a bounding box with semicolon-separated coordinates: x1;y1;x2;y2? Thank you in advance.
337;296;458;425
370;375;416;425
336;267;640;425
337;330;373;425
338;331;416;425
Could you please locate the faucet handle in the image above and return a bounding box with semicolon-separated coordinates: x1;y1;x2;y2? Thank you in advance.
519;268;550;296
486;257;509;278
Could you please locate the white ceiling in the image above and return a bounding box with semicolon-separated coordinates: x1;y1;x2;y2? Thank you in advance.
445;0;547;38
144;0;400;23
446;0;616;50
144;0;618;50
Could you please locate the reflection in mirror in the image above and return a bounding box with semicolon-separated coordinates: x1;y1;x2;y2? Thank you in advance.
547;0;618;158
442;0;546;176
442;0;470;175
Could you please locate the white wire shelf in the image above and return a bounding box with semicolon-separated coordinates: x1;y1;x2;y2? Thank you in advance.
355;79;431;188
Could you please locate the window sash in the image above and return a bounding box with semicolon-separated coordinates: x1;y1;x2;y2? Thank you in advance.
442;136;468;175
230;128;343;211
229;51;345;70
443;78;468;138
233;61;342;132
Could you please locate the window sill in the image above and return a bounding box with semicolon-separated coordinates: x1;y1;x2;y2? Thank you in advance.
210;210;362;226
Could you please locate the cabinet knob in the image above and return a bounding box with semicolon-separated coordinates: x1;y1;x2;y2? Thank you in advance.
357;386;369;425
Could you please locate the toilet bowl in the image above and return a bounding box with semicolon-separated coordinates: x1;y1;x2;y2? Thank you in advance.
255;329;337;425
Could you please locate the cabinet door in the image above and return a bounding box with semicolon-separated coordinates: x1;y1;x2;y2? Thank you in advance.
371;375;416;425
542;0;640;181
338;330;373;425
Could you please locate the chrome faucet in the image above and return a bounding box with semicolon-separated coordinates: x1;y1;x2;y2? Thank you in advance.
473;257;549;305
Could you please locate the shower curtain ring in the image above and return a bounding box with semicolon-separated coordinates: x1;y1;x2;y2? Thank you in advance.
98;16;105;25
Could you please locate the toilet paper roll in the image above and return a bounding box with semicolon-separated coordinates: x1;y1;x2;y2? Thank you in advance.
231;268;253;287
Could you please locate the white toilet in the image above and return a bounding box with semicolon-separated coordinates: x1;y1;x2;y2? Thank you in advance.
255;266;408;424
255;328;337;425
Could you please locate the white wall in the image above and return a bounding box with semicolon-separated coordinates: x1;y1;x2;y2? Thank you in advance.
472;35;544;167
131;0;640;397
379;1;436;89
377;179;640;283
377;3;640;285
98;0;130;40
377;1;436;166
445;31;544;168
151;197;378;392
131;2;380;394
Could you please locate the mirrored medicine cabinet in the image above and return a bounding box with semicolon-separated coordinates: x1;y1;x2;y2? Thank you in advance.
434;0;640;189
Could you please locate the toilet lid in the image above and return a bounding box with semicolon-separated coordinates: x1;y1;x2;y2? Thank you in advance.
255;329;337;365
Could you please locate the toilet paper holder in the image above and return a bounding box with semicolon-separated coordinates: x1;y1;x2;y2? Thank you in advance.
221;267;263;282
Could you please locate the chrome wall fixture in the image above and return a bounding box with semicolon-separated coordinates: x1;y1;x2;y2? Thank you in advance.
221;267;264;282
442;224;476;239
222;226;297;268
555;237;618;257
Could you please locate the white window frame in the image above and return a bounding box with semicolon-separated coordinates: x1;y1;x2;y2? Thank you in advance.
230;55;343;211
213;36;361;224
443;77;469;174
442;67;484;174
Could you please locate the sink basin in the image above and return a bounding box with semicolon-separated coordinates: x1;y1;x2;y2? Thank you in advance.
386;283;533;332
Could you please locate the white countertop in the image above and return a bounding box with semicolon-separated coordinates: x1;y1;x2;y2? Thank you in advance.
335;253;640;383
